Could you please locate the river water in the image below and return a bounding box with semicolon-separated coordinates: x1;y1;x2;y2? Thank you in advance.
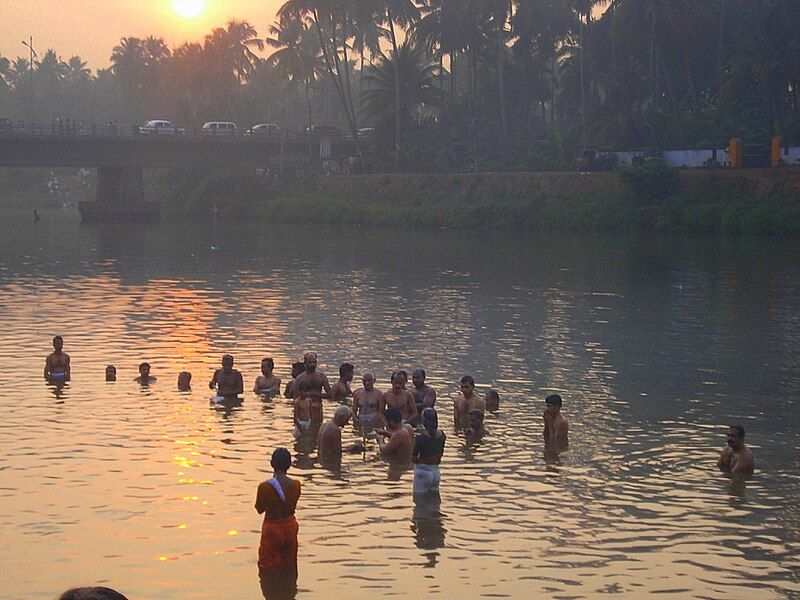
0;208;798;599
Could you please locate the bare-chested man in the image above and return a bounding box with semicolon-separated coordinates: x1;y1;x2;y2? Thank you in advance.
44;336;70;382
330;362;354;404
718;425;755;474
293;353;331;423
543;394;569;445
375;407;413;462
454;376;486;429
412;369;437;415
354;371;385;433
254;358;281;395
383;371;417;424
209;354;244;399
135;362;157;385
318;405;363;458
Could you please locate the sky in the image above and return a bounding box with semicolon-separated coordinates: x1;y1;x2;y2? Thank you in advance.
1;0;284;70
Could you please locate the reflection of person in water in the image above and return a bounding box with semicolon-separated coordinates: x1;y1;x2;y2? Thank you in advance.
411;491;446;567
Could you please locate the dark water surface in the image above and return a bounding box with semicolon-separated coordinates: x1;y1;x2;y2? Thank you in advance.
0;208;798;599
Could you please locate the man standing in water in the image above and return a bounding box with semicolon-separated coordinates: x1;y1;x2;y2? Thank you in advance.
44;336;71;382
318;406;363;458
209;354;244;399
255;448;301;575
293;353;331;422
330;362;354;404
354;371;384;433
254;358;281;395
454;376;485;429
412;369;437;415
135;362;157;385
543;394;569;445
718;425;755;474
383;371;418;424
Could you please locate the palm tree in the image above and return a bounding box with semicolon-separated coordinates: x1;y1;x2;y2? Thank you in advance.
110;37;146;94
204;20;265;85
267;17;324;127
362;40;440;169
65;56;91;83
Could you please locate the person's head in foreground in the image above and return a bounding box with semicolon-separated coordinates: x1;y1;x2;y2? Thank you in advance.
58;587;129;600
297;380;312;399
385;407;403;430
422;407;438;437
271;447;292;474
333;405;352;427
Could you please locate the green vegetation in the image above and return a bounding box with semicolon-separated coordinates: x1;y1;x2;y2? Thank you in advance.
150;169;800;234
1;2;799;172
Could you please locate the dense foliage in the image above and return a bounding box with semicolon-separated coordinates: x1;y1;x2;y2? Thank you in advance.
1;0;798;172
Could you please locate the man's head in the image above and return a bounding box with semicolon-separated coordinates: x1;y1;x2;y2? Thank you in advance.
399;370;408;388
105;365;116;382
362;371;376;391
727;425;746;450
339;362;355;382
412;369;426;388
390;370;405;392
221;354;234;371
53;335;63;351
333;405;352;427
291;361;305;379
385;407;403;429
545;394;562;416
303;352;318;373
261;358;274;376
460;375;476;397
178;371;192;389
139;362;151;377
298;380;312;398
270;448;292;473
58;587;129;600
484;389;500;407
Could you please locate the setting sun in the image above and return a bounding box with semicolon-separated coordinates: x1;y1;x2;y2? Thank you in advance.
173;0;207;19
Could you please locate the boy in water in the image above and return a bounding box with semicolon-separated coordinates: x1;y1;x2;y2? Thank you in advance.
293;381;313;438
283;361;305;399
44;336;70;382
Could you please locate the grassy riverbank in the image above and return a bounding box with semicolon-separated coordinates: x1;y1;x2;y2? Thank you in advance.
153;168;800;235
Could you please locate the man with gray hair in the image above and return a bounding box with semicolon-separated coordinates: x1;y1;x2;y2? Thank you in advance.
354;370;385;432
318;405;363;458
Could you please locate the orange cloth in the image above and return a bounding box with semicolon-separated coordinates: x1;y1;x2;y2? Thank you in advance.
258;515;299;570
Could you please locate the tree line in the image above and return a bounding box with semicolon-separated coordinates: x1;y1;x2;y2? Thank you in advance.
1;0;798;172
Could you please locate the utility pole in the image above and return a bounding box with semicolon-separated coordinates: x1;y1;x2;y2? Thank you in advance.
21;36;37;125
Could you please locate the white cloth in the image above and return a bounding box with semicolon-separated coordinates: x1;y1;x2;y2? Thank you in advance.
413;464;441;494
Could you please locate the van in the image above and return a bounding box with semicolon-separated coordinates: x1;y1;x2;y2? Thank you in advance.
202;122;237;136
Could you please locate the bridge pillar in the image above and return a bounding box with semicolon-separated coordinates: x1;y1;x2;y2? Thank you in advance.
79;166;159;222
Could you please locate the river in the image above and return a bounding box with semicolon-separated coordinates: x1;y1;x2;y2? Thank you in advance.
0;208;798;599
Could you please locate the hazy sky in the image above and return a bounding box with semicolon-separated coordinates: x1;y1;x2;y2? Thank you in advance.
1;0;284;69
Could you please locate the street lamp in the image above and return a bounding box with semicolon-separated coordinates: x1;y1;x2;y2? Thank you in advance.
21;36;37;125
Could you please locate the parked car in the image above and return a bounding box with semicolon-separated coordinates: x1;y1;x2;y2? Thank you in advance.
139;120;185;135
202;121;237;136
357;127;375;139
246;123;280;136
305;124;341;138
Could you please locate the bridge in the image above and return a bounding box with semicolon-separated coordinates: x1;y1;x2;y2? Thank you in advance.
0;128;356;221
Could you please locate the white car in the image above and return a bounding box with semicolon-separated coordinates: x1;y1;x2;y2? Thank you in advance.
202;121;237;136
139;120;184;135
246;123;280;136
